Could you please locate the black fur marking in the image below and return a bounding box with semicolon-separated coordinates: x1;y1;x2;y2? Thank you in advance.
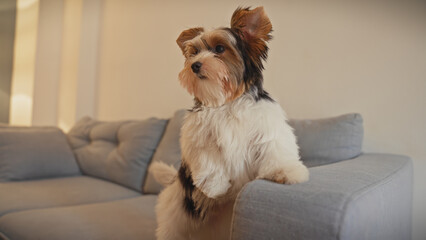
258;90;274;102
190;98;203;112
224;28;274;102
178;163;202;219
249;85;274;102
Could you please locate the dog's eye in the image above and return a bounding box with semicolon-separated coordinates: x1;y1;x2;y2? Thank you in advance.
189;48;199;56
192;48;200;56
215;45;225;54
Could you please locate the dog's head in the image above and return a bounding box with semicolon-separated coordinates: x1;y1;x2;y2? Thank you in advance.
177;7;273;108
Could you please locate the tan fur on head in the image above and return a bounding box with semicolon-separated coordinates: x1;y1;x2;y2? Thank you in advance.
177;29;245;107
176;7;274;109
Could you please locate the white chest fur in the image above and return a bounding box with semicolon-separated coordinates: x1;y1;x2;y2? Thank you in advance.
180;94;300;199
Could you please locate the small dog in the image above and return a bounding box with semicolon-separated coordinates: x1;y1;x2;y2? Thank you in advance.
152;6;309;240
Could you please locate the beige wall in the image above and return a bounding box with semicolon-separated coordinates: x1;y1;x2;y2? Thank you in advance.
57;0;101;131
9;0;39;126
96;1;426;239
0;0;16;123
19;0;425;239
31;0;64;126
18;0;100;131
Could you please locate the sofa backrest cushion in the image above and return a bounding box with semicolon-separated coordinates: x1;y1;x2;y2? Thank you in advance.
0;126;81;181
143;109;186;194
289;113;364;167
145;111;363;194
67;117;167;192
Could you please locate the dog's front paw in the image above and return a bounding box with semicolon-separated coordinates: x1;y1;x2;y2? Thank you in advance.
199;180;231;199
194;174;232;199
261;164;309;185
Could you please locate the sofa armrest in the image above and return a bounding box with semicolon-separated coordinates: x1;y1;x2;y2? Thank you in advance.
230;153;413;240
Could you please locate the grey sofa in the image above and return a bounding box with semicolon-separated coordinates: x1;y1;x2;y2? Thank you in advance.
0;110;412;240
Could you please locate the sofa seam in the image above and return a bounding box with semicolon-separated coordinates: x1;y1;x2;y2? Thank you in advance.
0;194;143;219
229;182;251;240
335;156;411;240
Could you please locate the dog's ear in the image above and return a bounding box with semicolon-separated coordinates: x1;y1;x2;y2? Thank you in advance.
231;7;272;42
176;27;204;54
231;7;272;64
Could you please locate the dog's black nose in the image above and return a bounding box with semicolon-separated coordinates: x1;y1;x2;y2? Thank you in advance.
191;61;202;73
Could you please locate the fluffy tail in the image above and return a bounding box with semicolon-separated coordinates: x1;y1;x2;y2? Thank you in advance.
149;162;178;186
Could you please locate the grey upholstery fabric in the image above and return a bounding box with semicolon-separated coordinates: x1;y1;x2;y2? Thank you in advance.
0;127;80;181
143;109;186;194
0;196;157;240
0;176;140;217
143;112;363;193
67;117;167;191
144;112;363;193
288;113;363;167
231;153;412;240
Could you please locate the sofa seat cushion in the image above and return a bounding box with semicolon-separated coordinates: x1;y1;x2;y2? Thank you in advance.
0;196;157;240
0;176;141;217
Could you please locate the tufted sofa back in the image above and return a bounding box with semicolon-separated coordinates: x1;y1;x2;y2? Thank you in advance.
67;117;168;191
66;111;363;194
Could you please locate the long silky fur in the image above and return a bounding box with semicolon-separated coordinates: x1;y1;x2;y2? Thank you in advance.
154;6;309;240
